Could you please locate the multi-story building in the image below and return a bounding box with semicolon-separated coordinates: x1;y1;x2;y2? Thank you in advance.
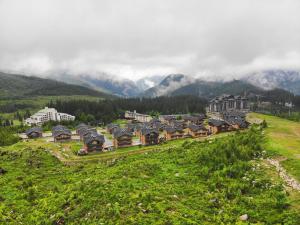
208;95;249;113
25;107;75;126
124;110;152;123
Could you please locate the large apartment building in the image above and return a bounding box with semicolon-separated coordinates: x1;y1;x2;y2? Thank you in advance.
208;94;249;113
25;107;75;126
124;110;152;123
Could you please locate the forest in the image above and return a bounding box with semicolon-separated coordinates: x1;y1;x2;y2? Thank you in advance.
47;95;208;124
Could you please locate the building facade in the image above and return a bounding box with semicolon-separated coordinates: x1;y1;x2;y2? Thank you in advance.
208;95;249;113
124;110;152;123
25;107;75;126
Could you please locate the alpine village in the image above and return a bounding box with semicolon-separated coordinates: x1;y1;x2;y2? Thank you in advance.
22;95;250;155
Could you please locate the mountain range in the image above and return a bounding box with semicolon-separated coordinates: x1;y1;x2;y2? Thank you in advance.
1;70;300;100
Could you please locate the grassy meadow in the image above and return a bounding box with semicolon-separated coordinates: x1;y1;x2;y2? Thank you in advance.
247;113;300;181
1;127;300;224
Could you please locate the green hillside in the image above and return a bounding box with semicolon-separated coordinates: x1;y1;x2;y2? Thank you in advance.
0;72;111;99
1;128;299;224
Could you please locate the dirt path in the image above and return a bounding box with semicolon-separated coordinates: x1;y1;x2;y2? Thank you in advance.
266;158;300;191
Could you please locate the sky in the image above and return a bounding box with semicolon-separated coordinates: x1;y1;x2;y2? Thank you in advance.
0;0;300;81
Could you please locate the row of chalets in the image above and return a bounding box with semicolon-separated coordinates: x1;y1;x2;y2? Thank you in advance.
25;111;249;156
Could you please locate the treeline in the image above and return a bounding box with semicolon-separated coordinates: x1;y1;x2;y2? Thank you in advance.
48;95;207;124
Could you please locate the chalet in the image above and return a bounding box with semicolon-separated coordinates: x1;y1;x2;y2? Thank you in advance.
182;114;205;125
159;115;176;125
208;95;249;113
226;117;249;130
78;127;97;140
106;123;120;134
170;120;185;129
221;111;249;130
185;124;208;138
76;123;88;134
113;129;133;148
82;132;105;153
26;127;43;139
52;125;72;142
163;126;184;141
140;128;159;146
126;123;137;133
208;119;230;134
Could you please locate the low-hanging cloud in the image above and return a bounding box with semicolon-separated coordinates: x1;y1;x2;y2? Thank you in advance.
0;0;300;80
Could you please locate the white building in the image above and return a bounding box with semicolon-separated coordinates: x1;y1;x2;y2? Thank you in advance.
25;107;75;126
124;110;152;123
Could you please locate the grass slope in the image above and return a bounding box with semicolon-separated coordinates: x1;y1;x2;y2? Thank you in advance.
247;113;300;181
1;129;299;224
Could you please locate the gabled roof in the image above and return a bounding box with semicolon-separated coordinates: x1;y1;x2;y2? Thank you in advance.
141;127;159;135
107;123;120;129
26;127;42;135
52;125;72;137
187;124;207;132
164;125;183;133
208;119;229;127
226;118;249;128
113;128;133;138
76;123;87;130
83;132;105;144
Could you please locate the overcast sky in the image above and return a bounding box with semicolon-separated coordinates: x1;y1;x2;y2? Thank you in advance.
0;0;300;80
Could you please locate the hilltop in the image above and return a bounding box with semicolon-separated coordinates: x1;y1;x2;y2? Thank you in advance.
0;72;112;99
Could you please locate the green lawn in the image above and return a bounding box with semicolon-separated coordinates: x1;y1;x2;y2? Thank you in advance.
248;113;300;181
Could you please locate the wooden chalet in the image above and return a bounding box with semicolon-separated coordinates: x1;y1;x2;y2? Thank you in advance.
76;123;88;134
159;115;176;125
208;119;230;134
82;132;105;153
78;127;97;140
185;124;208;138
140;128;159;146
182;114;205;125
52;125;72;142
113;128;133;148
163;126;184;141
106;123;120;134
226;117;249;130
26;127;43;139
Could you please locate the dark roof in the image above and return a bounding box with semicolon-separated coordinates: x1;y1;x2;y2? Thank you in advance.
208;119;228;127
113;128;133;138
188;124;207;132
107;123;120;129
164;125;183;133
52;125;71;137
226;118;249;128
78;127;97;137
75;123;87;130
83;132;105;144
141;127;159;135
222;111;246;119
26;127;42;135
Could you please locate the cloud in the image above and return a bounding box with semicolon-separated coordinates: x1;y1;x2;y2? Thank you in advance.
0;0;300;80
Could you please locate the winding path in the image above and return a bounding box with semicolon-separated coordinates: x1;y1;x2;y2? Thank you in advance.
266;158;300;191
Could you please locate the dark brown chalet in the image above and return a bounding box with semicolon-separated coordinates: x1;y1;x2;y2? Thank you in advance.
106;123;120;134
76;123;88;134
78;127;97;141
140;128;159;146
83;132;105;153
163;126;184;141
182;114;205;125
113;128;133;148
208;119;230;134
185;124;208;138
52;125;72;142
26;127;43;139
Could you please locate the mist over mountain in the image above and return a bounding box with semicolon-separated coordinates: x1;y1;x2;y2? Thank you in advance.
243;70;300;95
